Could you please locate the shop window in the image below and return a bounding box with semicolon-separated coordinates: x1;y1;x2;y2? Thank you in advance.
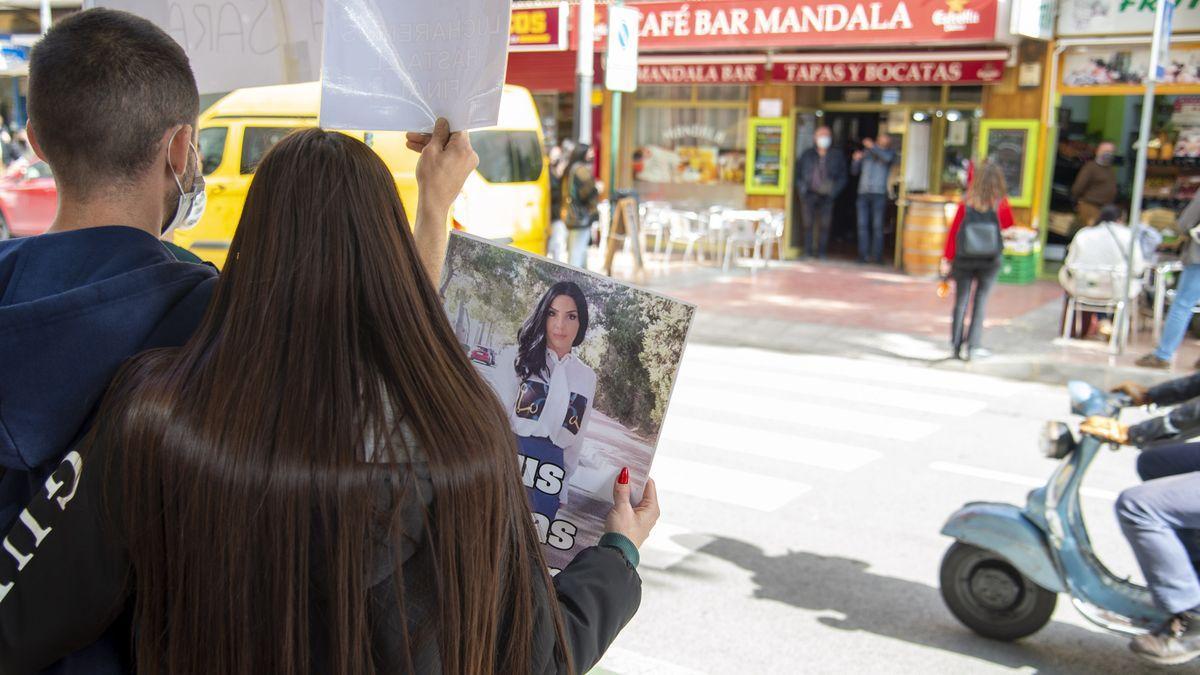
696;85;750;102
638;85;694;102
823;86;943;104
633;106;748;186
941;112;980;193
948;86;984;104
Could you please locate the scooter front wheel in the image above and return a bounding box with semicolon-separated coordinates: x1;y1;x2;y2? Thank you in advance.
939;542;1057;641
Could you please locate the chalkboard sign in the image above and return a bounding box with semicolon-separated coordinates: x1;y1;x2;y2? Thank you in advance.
746;117;791;196
604;197;645;282
977;119;1040;208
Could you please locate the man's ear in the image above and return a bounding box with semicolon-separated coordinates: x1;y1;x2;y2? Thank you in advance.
25;122;47;162
165;123;194;178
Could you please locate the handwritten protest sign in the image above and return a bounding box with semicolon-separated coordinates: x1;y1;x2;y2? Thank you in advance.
92;0;323;94
319;0;512;132
441;233;695;572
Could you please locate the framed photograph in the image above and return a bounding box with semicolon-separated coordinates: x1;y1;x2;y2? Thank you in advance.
978;119;1040;208
439;232;697;571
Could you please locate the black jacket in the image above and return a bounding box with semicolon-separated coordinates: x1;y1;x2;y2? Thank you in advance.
795;148;849;200
0;425;640;674
1130;373;1200;446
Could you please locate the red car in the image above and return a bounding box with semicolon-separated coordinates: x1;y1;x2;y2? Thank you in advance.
0;158;56;239
469;346;496;367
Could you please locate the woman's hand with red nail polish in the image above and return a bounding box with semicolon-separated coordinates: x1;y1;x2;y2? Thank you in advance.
605;470;660;549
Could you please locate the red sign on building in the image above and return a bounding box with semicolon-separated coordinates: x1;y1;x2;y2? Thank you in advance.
638;62;768;84
510;3;569;52
772;57;1006;85
576;0;999;51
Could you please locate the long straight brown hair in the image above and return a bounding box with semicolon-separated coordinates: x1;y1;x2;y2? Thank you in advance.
965;160;1008;212
94;128;569;673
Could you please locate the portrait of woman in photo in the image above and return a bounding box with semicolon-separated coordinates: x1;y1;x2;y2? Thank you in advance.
492;281;598;521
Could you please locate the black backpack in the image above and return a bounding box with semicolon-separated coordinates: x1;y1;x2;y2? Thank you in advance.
957;207;1002;260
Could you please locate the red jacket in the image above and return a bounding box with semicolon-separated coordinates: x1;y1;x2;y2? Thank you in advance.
943;198;1014;261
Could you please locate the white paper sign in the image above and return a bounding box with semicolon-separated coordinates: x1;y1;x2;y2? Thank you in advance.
93;0;323;94
319;0;512;133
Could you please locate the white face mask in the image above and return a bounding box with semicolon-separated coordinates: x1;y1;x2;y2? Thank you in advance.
816;136;832;150
162;132;206;237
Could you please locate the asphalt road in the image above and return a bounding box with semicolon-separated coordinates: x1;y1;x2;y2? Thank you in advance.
589;342;1190;674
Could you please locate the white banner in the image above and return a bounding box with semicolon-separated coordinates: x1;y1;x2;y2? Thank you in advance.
94;0;323;94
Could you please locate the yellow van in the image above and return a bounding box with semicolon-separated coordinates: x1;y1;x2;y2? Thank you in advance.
174;82;550;267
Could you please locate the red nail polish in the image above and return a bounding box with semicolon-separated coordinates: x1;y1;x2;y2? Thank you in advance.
619;467;630;485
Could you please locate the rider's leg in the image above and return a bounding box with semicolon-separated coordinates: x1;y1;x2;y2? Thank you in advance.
1136;443;1200;569
1117;473;1200;615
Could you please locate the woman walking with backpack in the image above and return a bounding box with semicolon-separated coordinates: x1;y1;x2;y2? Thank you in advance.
940;161;1013;361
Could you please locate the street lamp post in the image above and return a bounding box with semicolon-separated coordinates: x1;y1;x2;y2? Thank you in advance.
574;0;594;144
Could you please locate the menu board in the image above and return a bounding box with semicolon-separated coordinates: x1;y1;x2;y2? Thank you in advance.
978;120;1040;208
746;117;791;196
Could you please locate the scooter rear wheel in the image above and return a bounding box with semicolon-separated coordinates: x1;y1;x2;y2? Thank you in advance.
939;542;1057;641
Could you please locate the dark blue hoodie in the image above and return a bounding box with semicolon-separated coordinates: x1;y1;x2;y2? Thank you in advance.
0;225;216;673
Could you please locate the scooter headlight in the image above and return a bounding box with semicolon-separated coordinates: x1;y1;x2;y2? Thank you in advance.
1040;421;1076;459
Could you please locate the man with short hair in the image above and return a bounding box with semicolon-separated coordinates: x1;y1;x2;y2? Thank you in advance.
796;126;848;259
1072;141;1118;229
0;8;472;672
851;131;897;264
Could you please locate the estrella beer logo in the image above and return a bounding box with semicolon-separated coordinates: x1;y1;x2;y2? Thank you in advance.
932;0;982;33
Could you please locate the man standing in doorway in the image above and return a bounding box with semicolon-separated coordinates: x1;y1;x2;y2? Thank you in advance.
796;126;848;259
1072;141;1118;228
852;132;897;264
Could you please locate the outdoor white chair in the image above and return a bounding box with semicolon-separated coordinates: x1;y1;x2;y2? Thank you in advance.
722;210;771;273
1060;265;1140;352
639;201;672;255
665;210;706;266
755;210;786;267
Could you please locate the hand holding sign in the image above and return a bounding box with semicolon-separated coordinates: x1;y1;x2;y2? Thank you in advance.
409;118;479;213
606;471;660;549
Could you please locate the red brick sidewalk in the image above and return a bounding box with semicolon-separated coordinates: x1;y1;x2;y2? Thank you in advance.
647;260;1062;340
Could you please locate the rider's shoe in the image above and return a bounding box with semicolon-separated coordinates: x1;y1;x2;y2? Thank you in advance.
1130;612;1200;665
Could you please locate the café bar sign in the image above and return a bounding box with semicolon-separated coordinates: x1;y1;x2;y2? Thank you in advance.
582;0;1000;51
510;2;569;52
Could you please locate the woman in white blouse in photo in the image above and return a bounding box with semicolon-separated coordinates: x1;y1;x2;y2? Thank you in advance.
491;281;597;520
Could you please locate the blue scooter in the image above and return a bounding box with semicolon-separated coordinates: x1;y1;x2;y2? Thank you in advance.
939;381;1168;641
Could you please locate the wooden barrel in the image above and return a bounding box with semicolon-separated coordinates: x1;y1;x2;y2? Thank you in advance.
902;198;953;277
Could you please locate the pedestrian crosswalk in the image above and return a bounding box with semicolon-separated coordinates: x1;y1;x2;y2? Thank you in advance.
635;345;1024;576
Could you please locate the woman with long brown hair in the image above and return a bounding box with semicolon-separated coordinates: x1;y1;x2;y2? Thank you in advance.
0;126;657;674
940;160;1013;361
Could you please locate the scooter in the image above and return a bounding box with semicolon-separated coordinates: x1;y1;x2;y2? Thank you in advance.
939;380;1169;641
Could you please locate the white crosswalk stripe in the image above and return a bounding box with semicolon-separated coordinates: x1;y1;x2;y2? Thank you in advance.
671;385;940;441
660;416;882;472
650;456;811;512
681;343;1022;397
676;361;987;416
593;647;709;675
638;521;715;571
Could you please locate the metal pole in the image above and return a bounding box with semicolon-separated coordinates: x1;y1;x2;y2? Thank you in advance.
39;0;51;34
608;0;623;201
574;0;594;144
1121;0;1169;353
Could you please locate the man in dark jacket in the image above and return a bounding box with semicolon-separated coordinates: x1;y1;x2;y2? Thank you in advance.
1081;376;1200;664
796;126;848;259
0;12;217;672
